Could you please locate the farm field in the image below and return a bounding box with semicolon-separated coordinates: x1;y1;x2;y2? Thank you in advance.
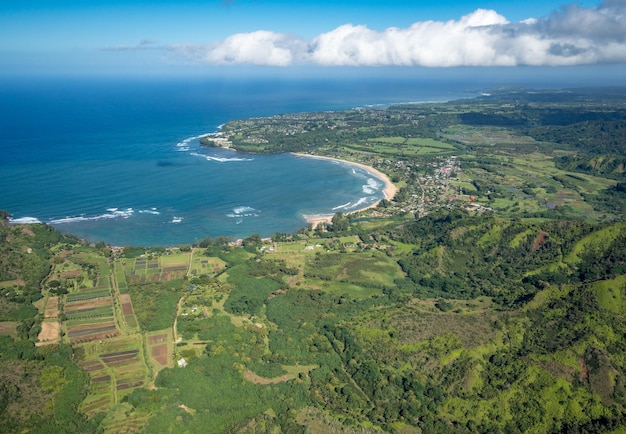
77;334;150;416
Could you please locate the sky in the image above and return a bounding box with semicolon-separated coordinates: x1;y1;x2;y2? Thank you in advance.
1;0;625;76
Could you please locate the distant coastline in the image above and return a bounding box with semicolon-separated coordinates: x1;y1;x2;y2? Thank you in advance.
292;152;397;228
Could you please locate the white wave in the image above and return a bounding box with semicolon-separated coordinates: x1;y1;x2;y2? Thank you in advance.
362;178;380;194
175;129;224;150
332;201;352;211
49;208;134;225
346;197;369;210
171;216;183;223
233;206;257;214
9;217;41;224
190;152;253;163
226;206;259;218
139;208;160;215
176;134;204;148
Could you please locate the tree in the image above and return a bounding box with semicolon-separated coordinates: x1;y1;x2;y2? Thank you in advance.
331;212;349;232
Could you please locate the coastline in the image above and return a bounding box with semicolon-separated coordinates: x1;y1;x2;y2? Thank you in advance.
292;153;398;228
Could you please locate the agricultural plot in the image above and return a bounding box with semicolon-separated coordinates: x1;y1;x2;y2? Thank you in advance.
114;263;129;294
67;321;118;344
147;330;174;371
78;335;150;416
187;250;227;277
44;295;60;318
65;297;113;320
37;320;60;345
124;251;190;284
119;293;139;329
44;247;126;346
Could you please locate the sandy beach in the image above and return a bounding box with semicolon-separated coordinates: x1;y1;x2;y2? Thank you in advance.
292;153;398;228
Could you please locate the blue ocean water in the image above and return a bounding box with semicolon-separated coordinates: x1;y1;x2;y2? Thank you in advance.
1;70;619;245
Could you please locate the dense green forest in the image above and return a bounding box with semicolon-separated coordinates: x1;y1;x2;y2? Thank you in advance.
1;88;626;433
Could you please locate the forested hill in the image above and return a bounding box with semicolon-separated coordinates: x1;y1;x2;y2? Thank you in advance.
1;209;626;432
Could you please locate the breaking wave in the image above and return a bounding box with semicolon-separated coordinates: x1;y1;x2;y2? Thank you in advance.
9;216;41;224
362;178;380;194
190;152;253;163
331;197;370;211
226;206;259;218
49;208;135;224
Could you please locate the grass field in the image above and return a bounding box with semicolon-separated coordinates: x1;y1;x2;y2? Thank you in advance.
344;137;458;156
0;321;18;337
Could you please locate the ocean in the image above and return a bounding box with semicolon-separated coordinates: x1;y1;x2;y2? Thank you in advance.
1;69;619;246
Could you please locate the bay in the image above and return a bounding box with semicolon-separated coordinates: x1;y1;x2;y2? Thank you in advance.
1;69;617;246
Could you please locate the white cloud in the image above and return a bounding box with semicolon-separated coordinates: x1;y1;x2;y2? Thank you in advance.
202;30;306;66
170;1;626;67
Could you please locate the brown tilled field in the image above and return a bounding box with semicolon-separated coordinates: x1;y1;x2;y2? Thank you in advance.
68;324;117;338
151;343;169;366
79;360;106;372
36;320;60;345
119;294;135;315
65;297;111;311
68;322;118;343
44;296;60;318
92;375;111;382
122;302;133;315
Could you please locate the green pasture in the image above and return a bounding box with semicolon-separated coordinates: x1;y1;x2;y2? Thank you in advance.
344;136;457;156
388;240;417;255
73;253;112;274
0;280;19;289
372;136;406;144
125;314;138;328
590;275;626;314
450;180;478;194
0;321;18;337
302;277;382;298
115;266;128;293
304;250;404;290
564;222;626;265
52;259;82;274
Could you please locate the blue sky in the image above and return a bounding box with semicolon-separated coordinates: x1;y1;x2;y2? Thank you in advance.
1;0;625;75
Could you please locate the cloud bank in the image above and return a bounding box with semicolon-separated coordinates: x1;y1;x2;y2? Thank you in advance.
173;1;626;67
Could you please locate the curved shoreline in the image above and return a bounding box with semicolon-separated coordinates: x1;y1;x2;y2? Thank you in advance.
292;153;397;228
